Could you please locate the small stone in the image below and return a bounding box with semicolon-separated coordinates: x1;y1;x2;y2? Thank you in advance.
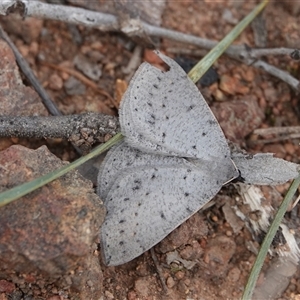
175;271;185;280
226;230;233;236
213;89;226;101
227;267;241;282
166;276;176;289
48;73;63;90
104;290;114;299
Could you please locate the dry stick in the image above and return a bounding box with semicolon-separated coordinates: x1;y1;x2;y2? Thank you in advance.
249;134;300;145
249;126;300;145
0;112;120;142
2;0;299;92
254;126;300;136
150;248;169;294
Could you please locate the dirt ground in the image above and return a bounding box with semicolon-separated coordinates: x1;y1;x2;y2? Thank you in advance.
1;0;300;299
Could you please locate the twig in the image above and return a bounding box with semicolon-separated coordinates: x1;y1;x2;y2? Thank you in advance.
1;0;299;92
252;60;300;91
150;248;168;294
0;113;120;152
248;134;300;145
254;126;300;136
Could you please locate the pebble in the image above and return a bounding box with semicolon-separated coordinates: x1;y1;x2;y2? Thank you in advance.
227;267;241;282
166;276;176;289
48;73;63;90
175;271;185;280
104;290;114;299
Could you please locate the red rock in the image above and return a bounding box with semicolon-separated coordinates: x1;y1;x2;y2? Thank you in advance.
0;145;105;299
0;40;48;117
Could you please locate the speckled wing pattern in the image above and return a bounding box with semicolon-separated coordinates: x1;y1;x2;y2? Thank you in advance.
99;142;224;266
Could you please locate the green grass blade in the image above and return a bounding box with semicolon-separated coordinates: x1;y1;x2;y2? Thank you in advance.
242;175;300;300
0;133;123;207
188;0;269;83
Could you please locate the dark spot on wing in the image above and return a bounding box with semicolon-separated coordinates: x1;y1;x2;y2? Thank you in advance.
208;120;216;125
134;108;138;111
148;120;155;125
202;132;207;136
162;132;166;138
149;92;153;96
187;105;195;111
187;169;191;173
123;198;129;201
137;86;139;89
168;90;172;93
162;104;166;108
157;76;161;81
160;212;166;219
120;230;124;234
119;219;125;223
147;102;152;107
183;175;187;180
151;174;156;179
192;145;196;149
155;144;162;151
184;192;190;197
165;116;169;120
135;212;138;216
145;192;149;196
153;84;158;89
132;180;141;191
119;241;124;245
138;202;142;206
186;207;193;213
